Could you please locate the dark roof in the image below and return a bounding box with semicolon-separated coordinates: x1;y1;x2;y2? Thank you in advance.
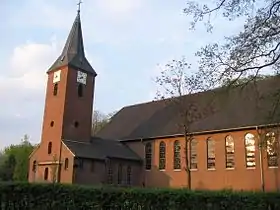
96;76;280;141
48;13;97;75
63;138;141;161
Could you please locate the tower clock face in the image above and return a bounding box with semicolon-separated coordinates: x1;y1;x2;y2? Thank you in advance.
53;70;61;83
77;71;87;85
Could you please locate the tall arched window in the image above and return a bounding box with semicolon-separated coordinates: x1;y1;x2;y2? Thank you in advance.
207;137;215;169
78;84;83;97
245;133;256;168
53;83;58;96
64;158;69;170
44;167;49;181
159;141;166;170
190;139;198;169
266;132;278;167
107;161;113;184
145;143;152;170
32;160;37;172
118;164;123;184
225;135;235;169
127;166;132;185
173;140;181;169
47;142;52;154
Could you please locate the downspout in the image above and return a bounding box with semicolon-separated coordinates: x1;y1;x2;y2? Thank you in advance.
256;126;265;192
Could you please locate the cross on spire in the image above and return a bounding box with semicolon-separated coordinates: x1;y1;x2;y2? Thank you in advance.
77;0;82;14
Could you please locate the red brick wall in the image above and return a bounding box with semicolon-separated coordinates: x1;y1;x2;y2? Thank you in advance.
126;128;280;191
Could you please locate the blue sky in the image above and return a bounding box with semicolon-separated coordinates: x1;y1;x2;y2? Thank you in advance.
0;0;244;148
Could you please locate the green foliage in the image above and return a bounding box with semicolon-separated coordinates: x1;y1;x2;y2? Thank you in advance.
0;182;279;210
0;135;35;182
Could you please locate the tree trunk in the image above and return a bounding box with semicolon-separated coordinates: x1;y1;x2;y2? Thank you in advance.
184;125;191;190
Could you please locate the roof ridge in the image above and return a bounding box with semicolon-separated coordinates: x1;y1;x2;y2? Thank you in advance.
63;139;90;145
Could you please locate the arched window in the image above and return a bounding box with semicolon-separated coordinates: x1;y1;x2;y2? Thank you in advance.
159;141;166;170
173;140;181;169
32;160;37;172
145;143;152;170
266;132;278;167
78;84;83;97
225;135;235;169
53;83;58;96
117;164;123;184
127;166;132;185
64;158;69;170
190;139;198;169
44;167;49;180
107;161;113;184
207;137;215;169
47;142;52;154
245;133;256;168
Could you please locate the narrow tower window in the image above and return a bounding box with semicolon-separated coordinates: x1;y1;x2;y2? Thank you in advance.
44;167;49;181
64;158;69;170
47;142;52;154
53;83;58;96
159;141;166;170
32;161;37;172
78;84;83;97
145;143;152;170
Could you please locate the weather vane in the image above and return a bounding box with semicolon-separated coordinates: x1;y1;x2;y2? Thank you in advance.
77;0;83;14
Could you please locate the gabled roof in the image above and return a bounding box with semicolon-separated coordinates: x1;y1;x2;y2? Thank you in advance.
96;76;280;141
62;138;141;161
48;13;97;75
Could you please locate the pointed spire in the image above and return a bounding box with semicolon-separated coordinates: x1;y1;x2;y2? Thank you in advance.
48;8;96;76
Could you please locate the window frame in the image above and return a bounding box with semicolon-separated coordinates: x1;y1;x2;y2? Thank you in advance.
190;139;198;170
207;137;215;170
173;140;181;170
145;143;152;170
244;133;256;168
159;141;166;170
225;135;235;169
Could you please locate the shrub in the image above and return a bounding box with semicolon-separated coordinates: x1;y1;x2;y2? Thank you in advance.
0;182;280;210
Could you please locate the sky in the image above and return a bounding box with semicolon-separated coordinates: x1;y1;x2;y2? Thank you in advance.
0;0;245;148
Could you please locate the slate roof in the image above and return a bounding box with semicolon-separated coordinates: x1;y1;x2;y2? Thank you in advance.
62;138;141;161
96;76;280;141
47;13;97;75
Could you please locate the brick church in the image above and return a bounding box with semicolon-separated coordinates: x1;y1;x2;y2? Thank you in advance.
29;10;280;191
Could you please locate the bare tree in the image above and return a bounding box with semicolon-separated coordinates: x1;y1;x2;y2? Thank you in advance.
183;0;279;87
92;110;115;136
155;57;214;189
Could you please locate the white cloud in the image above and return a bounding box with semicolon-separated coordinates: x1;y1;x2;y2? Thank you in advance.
0;40;60;148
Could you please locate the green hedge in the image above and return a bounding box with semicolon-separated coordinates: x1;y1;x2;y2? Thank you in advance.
0;182;280;210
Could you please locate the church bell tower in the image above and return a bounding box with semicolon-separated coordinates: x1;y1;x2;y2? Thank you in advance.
40;8;97;155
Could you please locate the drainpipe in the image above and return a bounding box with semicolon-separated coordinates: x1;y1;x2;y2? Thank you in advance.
256;126;265;192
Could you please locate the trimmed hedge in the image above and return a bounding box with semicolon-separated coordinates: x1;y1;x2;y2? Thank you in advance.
0;182;280;210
